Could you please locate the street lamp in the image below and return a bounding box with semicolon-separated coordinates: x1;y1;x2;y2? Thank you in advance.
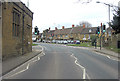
96;1;120;28
96;1;112;28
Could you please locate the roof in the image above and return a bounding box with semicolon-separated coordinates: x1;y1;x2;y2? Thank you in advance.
54;28;72;35
54;27;97;35
71;27;83;34
47;30;55;35
45;27;97;36
81;27;97;34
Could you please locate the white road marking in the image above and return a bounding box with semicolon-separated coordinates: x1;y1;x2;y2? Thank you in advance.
71;54;90;79
5;63;30;78
94;51;119;61
86;73;91;79
42;46;47;50
67;45;119;61
3;45;45;79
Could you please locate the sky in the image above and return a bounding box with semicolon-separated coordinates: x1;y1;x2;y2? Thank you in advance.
21;0;120;33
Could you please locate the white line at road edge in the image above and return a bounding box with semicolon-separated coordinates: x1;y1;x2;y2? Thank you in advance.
71;54;90;79
3;45;45;79
67;45;119;61
94;51;119;61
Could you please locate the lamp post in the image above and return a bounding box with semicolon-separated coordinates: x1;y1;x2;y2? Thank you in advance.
96;1;120;50
96;1;120;27
96;1;111;28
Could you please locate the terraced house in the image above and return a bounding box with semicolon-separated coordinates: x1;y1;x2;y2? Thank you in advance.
44;25;97;42
2;1;33;59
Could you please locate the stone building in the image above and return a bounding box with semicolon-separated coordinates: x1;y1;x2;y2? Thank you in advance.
43;25;97;42
104;27;120;48
2;1;33;59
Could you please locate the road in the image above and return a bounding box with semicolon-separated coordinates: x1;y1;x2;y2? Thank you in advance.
3;43;119;79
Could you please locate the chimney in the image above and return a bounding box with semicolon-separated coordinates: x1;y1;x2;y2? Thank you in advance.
83;24;85;28
62;26;65;29
49;27;50;31
72;24;74;28
55;27;58;30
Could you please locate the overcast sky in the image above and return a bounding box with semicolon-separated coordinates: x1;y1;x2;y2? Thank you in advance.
21;0;119;33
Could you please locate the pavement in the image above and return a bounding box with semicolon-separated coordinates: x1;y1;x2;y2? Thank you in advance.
90;47;120;59
2;45;43;76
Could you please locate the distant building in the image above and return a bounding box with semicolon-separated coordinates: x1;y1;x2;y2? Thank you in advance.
43;25;97;42
2;1;33;59
104;27;120;48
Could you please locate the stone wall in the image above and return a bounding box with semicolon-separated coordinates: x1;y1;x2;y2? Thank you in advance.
2;2;33;59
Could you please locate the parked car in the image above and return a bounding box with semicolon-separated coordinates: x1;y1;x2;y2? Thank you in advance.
63;40;68;44
61;40;64;44
71;40;74;44
43;40;47;43
57;40;61;44
52;40;56;43
48;41;51;43
32;37;36;42
76;40;80;44
67;40;71;44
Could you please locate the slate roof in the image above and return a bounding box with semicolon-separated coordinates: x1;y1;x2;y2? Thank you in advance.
46;27;97;36
54;28;72;35
81;27;97;34
71;27;83;34
47;30;55;36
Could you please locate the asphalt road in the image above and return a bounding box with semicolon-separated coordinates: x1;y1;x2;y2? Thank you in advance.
3;43;119;79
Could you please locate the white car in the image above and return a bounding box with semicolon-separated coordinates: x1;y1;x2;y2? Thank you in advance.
71;40;74;44
52;40;56;43
63;40;68;44
32;37;36;42
67;40;71;43
76;40;80;44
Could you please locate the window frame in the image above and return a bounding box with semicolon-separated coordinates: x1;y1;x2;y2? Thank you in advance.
12;8;21;37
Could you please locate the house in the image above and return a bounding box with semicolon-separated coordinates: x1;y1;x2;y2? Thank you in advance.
43;25;97;42
80;27;98;42
104;27;120;48
2;1;33;59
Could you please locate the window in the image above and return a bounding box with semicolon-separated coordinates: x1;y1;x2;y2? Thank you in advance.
27;24;31;29
56;35;57;38
108;31;111;36
12;10;20;37
65;35;68;38
88;34;90;39
84;34;86;38
89;29;92;33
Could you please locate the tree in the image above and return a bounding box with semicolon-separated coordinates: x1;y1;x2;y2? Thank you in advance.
78;21;92;28
110;8;120;34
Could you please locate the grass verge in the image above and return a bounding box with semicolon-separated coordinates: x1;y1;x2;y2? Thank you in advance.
105;46;120;53
67;42;93;47
32;44;38;46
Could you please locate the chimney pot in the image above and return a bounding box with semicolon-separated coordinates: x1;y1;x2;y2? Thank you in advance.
62;26;65;29
55;27;57;30
83;24;85;28
49;27;51;31
72;24;74;28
